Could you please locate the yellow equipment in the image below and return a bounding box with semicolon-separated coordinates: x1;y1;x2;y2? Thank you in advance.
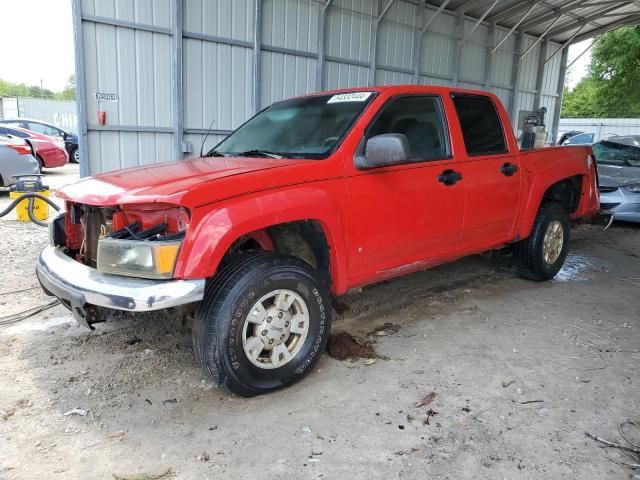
9;175;51;222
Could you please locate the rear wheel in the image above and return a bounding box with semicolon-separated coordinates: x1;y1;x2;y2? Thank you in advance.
515;202;570;281
193;252;331;396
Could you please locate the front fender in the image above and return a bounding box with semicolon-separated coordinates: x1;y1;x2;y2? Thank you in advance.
174;181;348;294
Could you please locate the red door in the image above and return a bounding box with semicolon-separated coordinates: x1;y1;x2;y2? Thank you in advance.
450;94;521;249
345;95;466;287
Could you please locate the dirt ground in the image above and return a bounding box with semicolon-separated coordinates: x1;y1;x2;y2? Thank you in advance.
0;191;639;478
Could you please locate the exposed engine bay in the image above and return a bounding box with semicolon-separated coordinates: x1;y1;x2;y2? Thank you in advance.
52;202;189;271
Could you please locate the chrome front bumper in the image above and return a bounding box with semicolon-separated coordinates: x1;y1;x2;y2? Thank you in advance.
36;246;205;328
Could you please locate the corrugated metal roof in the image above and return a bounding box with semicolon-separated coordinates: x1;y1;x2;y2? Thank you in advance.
431;0;640;44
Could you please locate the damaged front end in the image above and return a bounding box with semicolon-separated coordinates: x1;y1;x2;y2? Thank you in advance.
39;202;204;328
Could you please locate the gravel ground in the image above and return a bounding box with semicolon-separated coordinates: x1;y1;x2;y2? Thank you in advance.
0;202;638;479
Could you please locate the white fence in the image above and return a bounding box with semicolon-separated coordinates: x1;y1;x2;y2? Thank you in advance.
0;97;78;133
558;118;640;142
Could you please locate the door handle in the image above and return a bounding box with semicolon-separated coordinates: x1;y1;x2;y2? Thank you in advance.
500;162;518;176
438;169;463;186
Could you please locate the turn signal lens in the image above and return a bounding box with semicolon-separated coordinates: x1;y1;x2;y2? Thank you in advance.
153;243;182;275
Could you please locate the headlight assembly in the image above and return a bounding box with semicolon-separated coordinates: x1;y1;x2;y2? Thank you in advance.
623;183;640;193
97;237;182;279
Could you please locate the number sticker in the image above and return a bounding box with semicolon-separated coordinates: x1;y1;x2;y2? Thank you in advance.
327;92;372;104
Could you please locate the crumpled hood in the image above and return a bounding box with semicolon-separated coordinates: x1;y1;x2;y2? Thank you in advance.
598;164;640;188
57;156;306;206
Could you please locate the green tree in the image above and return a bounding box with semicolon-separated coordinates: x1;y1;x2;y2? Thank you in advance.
589;26;640;116
562;26;640;118
57;75;76;100
0;76;75;100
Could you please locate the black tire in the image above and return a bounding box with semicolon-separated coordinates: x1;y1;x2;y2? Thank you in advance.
515;202;570;281
70;147;79;164
193;252;331;397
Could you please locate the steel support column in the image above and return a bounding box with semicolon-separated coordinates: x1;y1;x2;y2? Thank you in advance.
71;0;89;177
171;0;184;161
551;47;569;144
369;0;395;86
508;32;523;128
413;0;451;82
533;38;548;109
253;0;263;112
483;21;496;88
316;0;334;90
452;10;464;86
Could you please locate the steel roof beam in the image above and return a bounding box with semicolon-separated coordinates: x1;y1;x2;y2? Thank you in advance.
491;2;537;53
547;2;633;38
455;0;493;13
569;13;640;43
489;1;533;24
419;0;452;35
566;36;599;69
519;13;564;61
543;24;586;64
519;0;584;31
462;0;500;43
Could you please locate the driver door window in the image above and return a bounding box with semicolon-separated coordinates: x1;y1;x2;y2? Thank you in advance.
367;96;450;162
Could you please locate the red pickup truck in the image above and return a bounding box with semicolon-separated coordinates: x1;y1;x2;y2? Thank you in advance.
37;85;599;396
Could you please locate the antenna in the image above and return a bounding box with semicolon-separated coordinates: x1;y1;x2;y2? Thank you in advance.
200;118;216;157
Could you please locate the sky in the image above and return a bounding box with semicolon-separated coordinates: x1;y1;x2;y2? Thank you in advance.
0;0;75;92
566;39;593;90
0;0;594;94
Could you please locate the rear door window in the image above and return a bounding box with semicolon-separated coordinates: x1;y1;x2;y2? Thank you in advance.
26;122;62;137
452;95;508;156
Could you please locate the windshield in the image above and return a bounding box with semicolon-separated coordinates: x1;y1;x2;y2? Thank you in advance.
210;92;376;159
592;140;640;167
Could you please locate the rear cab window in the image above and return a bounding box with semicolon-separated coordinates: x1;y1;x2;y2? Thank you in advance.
451;94;508;156
365;95;451;163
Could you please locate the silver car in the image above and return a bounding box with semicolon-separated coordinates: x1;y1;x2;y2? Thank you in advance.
0;134;40;187
594;135;640;223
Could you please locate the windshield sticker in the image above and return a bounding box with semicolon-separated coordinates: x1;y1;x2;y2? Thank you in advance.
327;92;372;104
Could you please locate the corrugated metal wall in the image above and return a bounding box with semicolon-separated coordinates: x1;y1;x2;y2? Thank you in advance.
73;0;567;176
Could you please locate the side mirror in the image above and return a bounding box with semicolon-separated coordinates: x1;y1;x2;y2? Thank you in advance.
356;133;410;169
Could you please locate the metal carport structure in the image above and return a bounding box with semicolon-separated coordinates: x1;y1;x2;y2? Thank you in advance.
72;0;640;176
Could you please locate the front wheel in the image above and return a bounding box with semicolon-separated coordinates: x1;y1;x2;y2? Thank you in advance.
192;252;331;396
515;202;570;281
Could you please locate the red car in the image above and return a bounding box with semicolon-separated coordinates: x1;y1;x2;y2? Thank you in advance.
37;85;600;396
0;125;68;170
